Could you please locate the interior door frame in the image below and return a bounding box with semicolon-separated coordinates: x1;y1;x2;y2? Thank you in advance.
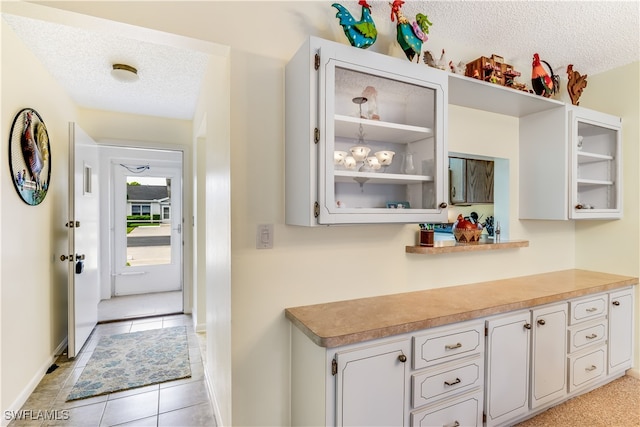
96;142;192;313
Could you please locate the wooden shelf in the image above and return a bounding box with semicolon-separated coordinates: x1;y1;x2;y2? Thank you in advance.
406;239;529;254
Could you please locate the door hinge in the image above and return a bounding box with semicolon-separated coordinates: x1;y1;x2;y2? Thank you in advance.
314;127;320;144
331;358;337;376
485;326;488;336
483;412;486;423
314;53;320;70
314;202;320;218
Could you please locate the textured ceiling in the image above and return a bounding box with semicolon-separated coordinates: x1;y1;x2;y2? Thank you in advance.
2;1;638;120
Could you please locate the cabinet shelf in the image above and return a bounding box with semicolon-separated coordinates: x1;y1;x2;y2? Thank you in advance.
334;114;433;144
335;170;433;184
577;152;614;163
577;178;614;186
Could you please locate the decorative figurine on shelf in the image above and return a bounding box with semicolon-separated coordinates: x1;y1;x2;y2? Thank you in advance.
389;0;433;63
423;50;436;68
434;49;447;70
361;86;379;120
567;64;588;106
332;1;377;49
531;53;560;97
449;60;466;74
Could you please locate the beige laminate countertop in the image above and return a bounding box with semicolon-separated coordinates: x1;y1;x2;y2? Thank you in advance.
285;269;638;348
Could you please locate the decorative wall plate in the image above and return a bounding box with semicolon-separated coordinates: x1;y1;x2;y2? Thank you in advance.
8;108;51;205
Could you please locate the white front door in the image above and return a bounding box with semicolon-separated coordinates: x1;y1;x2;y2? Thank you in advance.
67;123;100;358
112;155;183;296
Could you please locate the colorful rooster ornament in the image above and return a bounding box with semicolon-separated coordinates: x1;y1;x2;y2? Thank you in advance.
531;53;560;97
390;0;433;62
332;1;377;49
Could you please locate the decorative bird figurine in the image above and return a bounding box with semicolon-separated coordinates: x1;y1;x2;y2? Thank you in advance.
449;60;466;75
332;1;377;49
567;64;588;106
531;53;559;97
390;0;433;63
20;111;44;190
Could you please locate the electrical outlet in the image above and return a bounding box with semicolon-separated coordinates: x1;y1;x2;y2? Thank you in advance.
256;224;274;249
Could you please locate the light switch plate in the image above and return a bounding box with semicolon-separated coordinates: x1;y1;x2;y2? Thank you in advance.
256;224;274;249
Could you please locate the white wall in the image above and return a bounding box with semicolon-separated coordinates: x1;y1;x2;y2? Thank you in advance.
0;18;77;417
3;2;638;426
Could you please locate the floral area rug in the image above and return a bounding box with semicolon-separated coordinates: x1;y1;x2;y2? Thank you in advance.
67;326;191;401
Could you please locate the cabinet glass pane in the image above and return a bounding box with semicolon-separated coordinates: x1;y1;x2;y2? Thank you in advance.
331;66;437;211
576;121;617;210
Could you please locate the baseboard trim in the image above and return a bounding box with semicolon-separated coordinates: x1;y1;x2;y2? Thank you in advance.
195;322;206;333
2;337;67;427
626;368;640;379
203;363;225;427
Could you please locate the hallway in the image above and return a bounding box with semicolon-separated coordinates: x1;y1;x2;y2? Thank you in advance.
98;291;183;322
8;315;215;427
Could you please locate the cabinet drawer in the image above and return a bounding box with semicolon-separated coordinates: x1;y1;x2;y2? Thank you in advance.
569;294;607;325
412;357;483;408
568;320;607;353
411;390;482;427
569;346;606;392
413;322;484;369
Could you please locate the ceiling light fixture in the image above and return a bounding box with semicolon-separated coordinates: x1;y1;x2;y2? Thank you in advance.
111;63;139;83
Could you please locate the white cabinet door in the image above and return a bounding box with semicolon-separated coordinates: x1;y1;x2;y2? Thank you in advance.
334;338;411;426
569;106;622;219
286;36;448;226
530;303;568;409
485;311;531;427
449;157;466;204
608;288;634;374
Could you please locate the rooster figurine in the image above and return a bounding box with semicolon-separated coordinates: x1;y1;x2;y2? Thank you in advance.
390;0;433;62
567;64;588;106
531;53;559;97
20;111;44;190
332;1;377;49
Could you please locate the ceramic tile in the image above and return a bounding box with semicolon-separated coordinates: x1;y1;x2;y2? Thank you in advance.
158;402;216;427
158;381;209;414
44;401;106;427
100;390;159;426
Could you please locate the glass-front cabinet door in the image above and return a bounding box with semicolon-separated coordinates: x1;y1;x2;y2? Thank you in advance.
288;38;448;226
569;106;622;219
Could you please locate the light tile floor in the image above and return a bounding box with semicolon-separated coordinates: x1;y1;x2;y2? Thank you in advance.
98;291;183;322
9;315;216;427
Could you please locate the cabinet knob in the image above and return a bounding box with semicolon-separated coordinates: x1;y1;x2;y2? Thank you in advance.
524;323;532;330
537;319;546;326
439;202;448;209
575;204;584;209
612;300;621;306
398;354;407;363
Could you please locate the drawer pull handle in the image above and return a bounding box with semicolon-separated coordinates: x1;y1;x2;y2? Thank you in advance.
398;354;407;363
444;422;460;427
537;319;546;326
524;323;532;330
585;365;597;372
444;377;461;386
586;307;598;312
586;333;598;339
445;343;462;350
612;300;621;306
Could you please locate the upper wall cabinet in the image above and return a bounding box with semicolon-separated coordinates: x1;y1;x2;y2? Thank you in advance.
520;105;622;220
285;37;448;226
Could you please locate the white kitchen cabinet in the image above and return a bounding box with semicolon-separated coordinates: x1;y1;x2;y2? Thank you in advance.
519;105;622;220
485;310;531;427
608;287;634;374
285;37;448;225
334;338;411;426
530;303;567;409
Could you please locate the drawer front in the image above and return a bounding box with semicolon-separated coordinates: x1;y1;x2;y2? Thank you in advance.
569;294;608;325
412;358;483;408
568;321;607;353
569;346;606;392
411;391;482;427
413;323;484;369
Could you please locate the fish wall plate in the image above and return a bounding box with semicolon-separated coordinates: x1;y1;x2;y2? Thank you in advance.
8;108;52;205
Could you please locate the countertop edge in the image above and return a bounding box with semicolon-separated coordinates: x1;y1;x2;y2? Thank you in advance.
285;270;638;348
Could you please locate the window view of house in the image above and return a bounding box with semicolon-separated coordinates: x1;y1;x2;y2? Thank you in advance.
126;177;172;267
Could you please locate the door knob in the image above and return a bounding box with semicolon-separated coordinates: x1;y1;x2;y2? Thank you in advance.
60;254;73;262
537;319;546;326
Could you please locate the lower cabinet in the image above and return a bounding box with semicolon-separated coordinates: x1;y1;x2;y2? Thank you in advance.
334;338;411;427
290;287;635;426
608;287;634;374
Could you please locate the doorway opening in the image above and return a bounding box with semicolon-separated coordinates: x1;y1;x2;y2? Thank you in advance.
98;145;184;322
